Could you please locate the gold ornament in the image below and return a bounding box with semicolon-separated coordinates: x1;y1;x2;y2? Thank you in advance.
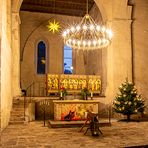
47;20;60;33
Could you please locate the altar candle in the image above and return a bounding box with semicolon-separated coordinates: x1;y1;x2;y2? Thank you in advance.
91;92;93;98
60;92;63;97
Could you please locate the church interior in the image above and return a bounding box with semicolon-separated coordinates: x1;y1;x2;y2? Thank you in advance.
0;0;148;147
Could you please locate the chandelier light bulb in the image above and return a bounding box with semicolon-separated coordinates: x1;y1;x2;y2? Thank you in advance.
108;30;113;39
96;25;100;31
62;31;67;37
66;29;70;34
98;39;101;45
88;40;91;46
76;25;80;31
72;39;76;44
68;39;72;43
102;26;106;32
103;39;106;44
83;25;87;30
78;41;81;46
90;25;94;30
93;40;97;46
83;41;86;46
71;26;75;32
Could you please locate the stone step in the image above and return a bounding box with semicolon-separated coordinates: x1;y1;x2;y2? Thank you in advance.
12;108;24;112
9;121;26;125
11;111;24;116
9;98;28;125
13;104;25;107
10;117;25;121
10;114;24;118
48;120;111;128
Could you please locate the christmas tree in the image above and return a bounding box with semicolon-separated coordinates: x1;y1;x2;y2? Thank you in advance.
113;78;145;121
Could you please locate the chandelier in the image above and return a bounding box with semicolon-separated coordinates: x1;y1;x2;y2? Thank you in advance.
62;1;113;50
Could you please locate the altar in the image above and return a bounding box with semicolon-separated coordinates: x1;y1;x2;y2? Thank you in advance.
53;100;100;121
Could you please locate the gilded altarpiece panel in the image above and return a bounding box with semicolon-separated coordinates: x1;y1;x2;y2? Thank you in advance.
46;74;101;94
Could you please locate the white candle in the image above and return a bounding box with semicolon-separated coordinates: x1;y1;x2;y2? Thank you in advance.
60;92;63;97
91;92;93;98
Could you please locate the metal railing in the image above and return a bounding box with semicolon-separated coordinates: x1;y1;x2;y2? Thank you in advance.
22;81;47;122
25;81;46;97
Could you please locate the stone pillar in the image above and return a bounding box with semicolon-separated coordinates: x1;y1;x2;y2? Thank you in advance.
105;19;132;103
12;12;21;97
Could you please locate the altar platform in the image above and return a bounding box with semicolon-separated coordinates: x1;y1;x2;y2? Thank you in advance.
48;119;111;128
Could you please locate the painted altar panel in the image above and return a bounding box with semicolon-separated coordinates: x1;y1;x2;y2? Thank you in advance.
60;74;87;91
88;75;101;93
54;101;99;121
47;74;59;93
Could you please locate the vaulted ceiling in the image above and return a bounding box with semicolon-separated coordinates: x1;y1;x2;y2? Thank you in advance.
20;0;95;17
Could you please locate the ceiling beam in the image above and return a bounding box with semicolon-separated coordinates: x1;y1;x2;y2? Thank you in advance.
22;0;94;6
21;4;85;17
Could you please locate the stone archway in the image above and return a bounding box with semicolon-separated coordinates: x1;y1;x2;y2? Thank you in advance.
11;0;133;102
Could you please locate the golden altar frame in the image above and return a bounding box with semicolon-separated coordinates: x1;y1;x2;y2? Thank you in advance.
46;74;101;95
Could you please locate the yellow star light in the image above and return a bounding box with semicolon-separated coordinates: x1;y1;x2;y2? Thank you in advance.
47;20;60;33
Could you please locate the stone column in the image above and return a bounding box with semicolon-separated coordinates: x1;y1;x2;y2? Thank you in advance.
105;19;133;103
12;12;21;97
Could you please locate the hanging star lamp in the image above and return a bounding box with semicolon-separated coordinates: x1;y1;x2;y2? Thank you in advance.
47;19;60;33
62;0;113;50
47;0;60;34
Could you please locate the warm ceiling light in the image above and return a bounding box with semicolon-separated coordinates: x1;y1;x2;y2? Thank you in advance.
62;0;113;50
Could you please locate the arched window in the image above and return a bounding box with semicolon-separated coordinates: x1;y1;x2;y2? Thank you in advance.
64;45;73;74
37;41;46;74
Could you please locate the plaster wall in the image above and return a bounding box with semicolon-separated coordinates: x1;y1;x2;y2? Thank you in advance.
20;12;81;90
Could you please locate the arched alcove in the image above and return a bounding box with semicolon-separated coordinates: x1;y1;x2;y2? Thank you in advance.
14;0;109;96
13;0;133;101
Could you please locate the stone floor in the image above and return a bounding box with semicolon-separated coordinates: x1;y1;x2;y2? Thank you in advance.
1;120;148;148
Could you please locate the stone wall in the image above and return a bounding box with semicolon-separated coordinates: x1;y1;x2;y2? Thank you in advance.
20;12;80;90
0;0;12;131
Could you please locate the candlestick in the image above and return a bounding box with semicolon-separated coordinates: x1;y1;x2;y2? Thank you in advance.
91;92;93;99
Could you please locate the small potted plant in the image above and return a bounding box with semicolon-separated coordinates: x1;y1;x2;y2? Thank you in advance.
81;87;90;100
